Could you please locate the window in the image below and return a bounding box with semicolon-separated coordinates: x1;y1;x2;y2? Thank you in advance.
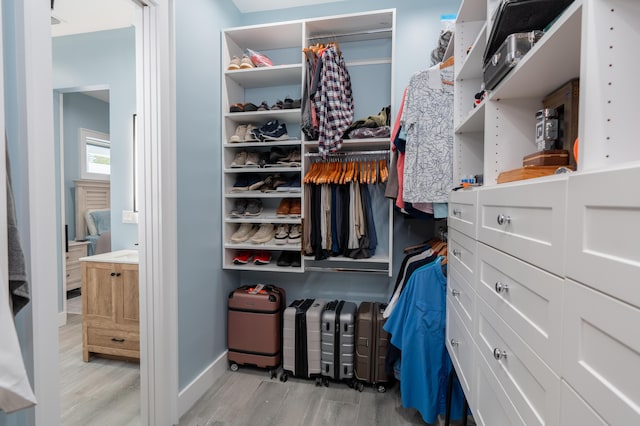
80;128;110;180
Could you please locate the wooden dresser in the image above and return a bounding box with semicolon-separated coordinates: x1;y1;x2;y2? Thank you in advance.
65;240;90;291
81;250;139;362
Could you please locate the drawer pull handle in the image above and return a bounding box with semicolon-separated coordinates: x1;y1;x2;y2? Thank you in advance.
452;249;461;258
493;348;507;360
111;338;126;343
451;289;460;297
111;272;117;277
452;208;461;216
497;214;512;226
494;281;509;294
450;339;459;347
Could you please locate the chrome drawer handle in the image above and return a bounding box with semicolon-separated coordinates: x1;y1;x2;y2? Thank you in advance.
450;339;459;347
452;249;461;258
452;208;461;216
497;214;512;225
495;281;509;294
493;348;507;360
451;289;460;297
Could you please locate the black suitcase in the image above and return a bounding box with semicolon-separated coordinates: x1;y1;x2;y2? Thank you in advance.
483;0;574;88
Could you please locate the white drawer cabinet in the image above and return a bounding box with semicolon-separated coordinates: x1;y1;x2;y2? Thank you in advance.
477;178;567;276
448;228;477;288
448;264;475;333
562;279;640;425
449;189;478;238
560;381;607;426
476;297;561;426
566;165;640;309
477;243;563;371
446;297;475;403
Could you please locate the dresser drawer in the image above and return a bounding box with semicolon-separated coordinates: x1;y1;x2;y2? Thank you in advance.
476;297;561;426
473;344;525;426
560;381;607;426
87;327;140;355
562;279;640;425
477;178;567;276
446;297;474;402
477;243;563;371
566;165;640;309
448;228;477;288
448;264;475;333
449;189;478;238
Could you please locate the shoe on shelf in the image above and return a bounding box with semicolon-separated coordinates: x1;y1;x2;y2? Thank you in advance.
276;198;292;217
272;174;289;191
230;151;247;168
266;146;287;166
276;251;292;267
290;252;301;267
233;250;253;264
227;56;241;70
251;223;275;244
229;124;247;143
289;199;302;216
252;120;280;141
232;175;250;191
292;98;301;109
257;101;270;111
244;124;259;142
271;100;283;110
262;123;289;141
253;250;272;265
244;198;263;216
288;224;302;243
274;224;289;245
231;223;257;243
244;151;261;167
230;199;248;217
246;174;265;191
229;103;244;113
243;102;259;112
239;54;254;69
277;149;301;166
287;176;301;192
260;174;278;192
283;96;295;109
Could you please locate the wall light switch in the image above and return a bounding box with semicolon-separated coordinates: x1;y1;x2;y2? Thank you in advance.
122;210;139;224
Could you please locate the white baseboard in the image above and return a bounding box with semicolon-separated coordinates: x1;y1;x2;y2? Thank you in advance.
58;311;67;327
178;350;228;418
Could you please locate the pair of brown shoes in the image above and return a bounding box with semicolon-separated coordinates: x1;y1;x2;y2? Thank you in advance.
276;198;301;217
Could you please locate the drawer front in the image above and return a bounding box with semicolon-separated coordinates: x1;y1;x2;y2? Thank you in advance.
560;381;607;426
473;345;525;426
562;279;640;425
448;264;475;332
448;228;477;288
449;189;478;238
87;327;140;353
446;297;474;401
476;297;561;426
477;179;567;276
67;244;87;262
477;243;563;371
566;166;640;309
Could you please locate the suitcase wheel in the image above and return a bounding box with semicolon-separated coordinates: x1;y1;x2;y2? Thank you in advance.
323;378;329;387
356;382;364;392
377;385;386;393
315;377;322;387
280;373;289;383
270;369;277;380
229;362;239;372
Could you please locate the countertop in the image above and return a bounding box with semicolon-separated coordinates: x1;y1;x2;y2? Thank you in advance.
79;249;139;264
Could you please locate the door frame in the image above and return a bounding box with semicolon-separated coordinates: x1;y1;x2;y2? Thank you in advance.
20;0;178;424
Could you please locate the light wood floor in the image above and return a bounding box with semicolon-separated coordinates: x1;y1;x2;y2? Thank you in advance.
180;366;473;426
59;313;140;425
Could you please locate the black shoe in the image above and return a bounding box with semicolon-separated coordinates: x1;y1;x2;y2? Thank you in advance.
277;251;292;267
290;252;301;268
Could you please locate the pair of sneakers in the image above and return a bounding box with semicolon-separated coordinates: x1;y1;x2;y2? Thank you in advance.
251;120;289;142
229;124;260;143
230;199;262;217
232;250;271;265
227;54;254;70
231;223;276;244
232;174;264;191
274;224;301;245
230;150;264;168
276;251;301;267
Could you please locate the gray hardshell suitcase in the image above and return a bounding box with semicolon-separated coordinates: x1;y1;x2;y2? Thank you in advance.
281;299;326;383
320;300;357;385
483;30;543;90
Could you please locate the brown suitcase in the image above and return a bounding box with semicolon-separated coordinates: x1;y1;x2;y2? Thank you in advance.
354;302;390;392
227;284;286;377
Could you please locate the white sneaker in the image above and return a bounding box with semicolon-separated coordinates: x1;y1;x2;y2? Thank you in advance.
244;124;259;142
274;224;289;245
231;223;257;243
251;223;275;244
229;124;247;143
287;224;301;243
230;151;247;168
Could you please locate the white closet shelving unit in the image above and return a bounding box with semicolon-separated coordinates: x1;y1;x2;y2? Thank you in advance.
221;9;396;275
448;0;640;424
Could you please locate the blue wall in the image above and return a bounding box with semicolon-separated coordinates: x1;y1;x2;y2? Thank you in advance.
52;27;137;251
175;0;460;391
61;92;110;241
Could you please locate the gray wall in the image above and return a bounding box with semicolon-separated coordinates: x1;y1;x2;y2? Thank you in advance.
175;0;460;390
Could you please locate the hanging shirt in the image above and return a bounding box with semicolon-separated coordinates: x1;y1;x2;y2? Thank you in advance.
313;45;354;156
402;64;454;203
383;257;464;424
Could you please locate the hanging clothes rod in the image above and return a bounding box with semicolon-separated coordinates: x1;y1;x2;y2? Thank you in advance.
305;149;390;158
307;28;392;41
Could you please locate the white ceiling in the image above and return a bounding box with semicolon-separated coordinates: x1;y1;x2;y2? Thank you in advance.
231;0;345;13
51;0;135;38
